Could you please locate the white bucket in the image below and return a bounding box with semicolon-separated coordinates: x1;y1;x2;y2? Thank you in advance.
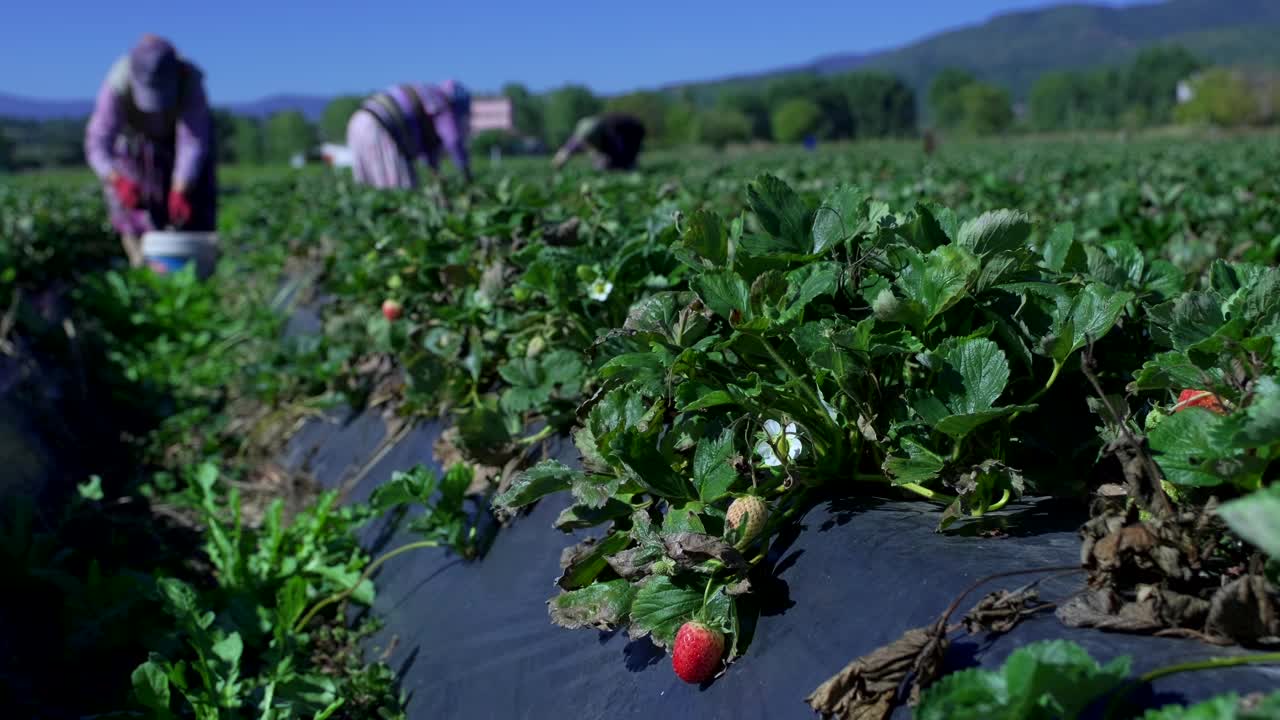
141;231;220;280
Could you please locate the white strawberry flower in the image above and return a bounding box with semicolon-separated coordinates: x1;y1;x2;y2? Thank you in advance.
756;419;802;467
588;278;614;302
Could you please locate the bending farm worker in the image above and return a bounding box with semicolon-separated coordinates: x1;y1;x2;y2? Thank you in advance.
346;80;472;191
85;35;217;267
552;113;646;171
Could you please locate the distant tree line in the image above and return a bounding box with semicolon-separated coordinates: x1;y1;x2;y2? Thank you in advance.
486;70;918;151
0;108;329;172
2;45;1277;172
1028;47;1202;131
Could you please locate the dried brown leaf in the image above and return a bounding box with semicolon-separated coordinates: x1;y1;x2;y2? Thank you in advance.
661;533;749;573
961;588;1052;636
1207;575;1279;644
806;621;948;720
605;546;658;581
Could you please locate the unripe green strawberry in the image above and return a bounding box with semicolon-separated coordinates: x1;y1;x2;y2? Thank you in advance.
1144;407;1167;433
671;621;724;684
872;288;903;322
726;496;769;546
526;335;547;358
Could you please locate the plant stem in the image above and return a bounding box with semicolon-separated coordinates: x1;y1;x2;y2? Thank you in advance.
855;472;955;504
1139;652;1280;685
757;335;828;424
293;539;440;632
1104;652;1280;719
1026;359;1062;406
900;483;956;504
518;424;555;445
986;488;1012;513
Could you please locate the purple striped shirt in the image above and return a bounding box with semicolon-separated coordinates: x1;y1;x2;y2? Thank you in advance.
363;83;469;175
84;56;213;188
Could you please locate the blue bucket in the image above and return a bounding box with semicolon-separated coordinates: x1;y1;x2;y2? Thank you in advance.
141;232;219;280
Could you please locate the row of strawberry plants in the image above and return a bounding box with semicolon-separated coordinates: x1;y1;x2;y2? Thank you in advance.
1;179;477;718
10;135;1275;716
222;146;1279;710
487;170;1280;711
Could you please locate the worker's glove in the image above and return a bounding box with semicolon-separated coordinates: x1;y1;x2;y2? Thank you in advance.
111;175;141;209
167;189;192;228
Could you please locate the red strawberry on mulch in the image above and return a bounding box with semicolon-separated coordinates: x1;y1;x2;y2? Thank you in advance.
671;621;724;684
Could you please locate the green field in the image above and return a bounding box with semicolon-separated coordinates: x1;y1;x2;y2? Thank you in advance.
4;133;1279;718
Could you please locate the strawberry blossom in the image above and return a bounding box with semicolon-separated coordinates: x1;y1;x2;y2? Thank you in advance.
757;419;802;467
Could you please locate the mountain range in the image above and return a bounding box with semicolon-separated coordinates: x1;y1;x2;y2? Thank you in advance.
4;0;1279;121
673;0;1280;102
0;92;334;122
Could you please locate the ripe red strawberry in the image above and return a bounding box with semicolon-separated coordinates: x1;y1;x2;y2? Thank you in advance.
382;299;403;321
1176;389;1227;415
726;495;769;546
672;621;724;684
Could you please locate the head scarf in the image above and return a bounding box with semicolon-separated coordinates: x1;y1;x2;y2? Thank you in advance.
129;35;181;112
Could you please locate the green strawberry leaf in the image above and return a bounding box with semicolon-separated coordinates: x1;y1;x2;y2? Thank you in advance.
694;270;751;323
557;533;632;590
1130;351;1216;392
554;499;634;532
917;640;1131;720
628;576;705;648
1148;410;1264;488
743;174;811;256
890;244;980;331
211;632;243;667
1040;222;1081;273
779;262;841;325
663;506;708;534
1217;484;1280;560
958;209;1032;257
906;202;953;251
943;337;1010;414
935;406;1034;439
694;429;738;502
1142;692;1280;719
1228;376;1280;449
499;350;584;414
1047;283;1134;364
1149;292;1224;351
1145;259;1185;302
616;432;694;500
369;467;438;512
493;460;580;511
131;659;173;715
570;473;622;509
812;185;868;254
673;210;729;269
884;438;946;486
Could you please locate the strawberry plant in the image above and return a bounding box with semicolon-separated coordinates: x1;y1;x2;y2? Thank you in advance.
6;134;1280;717
496;174;1138;667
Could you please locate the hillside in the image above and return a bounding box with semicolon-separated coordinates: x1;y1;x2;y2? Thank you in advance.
677;0;1280;104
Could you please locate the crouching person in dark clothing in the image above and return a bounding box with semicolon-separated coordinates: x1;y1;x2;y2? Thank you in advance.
552;114;646;171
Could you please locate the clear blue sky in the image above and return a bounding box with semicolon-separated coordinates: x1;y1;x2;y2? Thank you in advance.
4;0;1143;101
